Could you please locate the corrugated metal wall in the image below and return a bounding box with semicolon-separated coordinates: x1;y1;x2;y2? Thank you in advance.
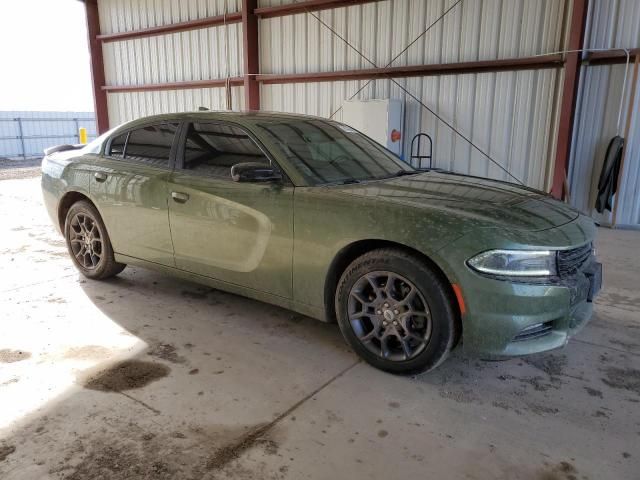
0;111;96;160
107;87;245;124
102;25;243;86
97;0;241;34
98;0;571;190
259;0;567;190
259;0;565;69
568;0;640;227
261;69;561;189
99;0;244;125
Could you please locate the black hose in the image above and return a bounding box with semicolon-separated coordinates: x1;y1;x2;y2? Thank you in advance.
595;136;624;213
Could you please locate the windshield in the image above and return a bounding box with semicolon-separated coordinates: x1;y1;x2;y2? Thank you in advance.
256;119;414;185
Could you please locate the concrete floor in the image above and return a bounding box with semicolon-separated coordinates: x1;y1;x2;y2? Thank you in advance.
1;175;639;480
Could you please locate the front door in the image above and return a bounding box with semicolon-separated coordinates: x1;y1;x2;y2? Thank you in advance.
167;121;294;298
90;122;178;266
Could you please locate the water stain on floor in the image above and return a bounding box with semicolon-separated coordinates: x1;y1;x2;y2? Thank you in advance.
525;353;568;378
0;349;31;363
45;423;282;480
0;445;16;462
538;460;581;480
55;440;177;480
601;367;640;395
80;360;170;392
63;345;112;361
147;343;187;364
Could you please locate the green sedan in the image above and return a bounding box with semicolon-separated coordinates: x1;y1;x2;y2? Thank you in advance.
41;112;602;374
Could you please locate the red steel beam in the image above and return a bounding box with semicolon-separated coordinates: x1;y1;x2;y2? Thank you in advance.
584;48;640;66
255;0;383;18
550;0;589;199
95;1;382;44
256;54;564;84
84;0;110;133
97;12;242;43
100;56;563;94
102;77;244;93
243;0;260;110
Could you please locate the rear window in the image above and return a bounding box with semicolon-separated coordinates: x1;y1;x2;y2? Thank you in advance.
109;133;127;157
108;123;179;168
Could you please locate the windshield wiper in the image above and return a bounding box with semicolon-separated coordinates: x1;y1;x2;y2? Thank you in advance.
321;178;361;186
393;170;419;177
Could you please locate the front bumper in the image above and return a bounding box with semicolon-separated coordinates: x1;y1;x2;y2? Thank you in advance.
436;216;601;357
459;259;600;357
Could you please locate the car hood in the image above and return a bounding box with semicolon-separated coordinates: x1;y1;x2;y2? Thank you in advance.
333;171;579;232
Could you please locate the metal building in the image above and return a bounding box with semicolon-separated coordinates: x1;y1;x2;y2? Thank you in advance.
82;0;640;227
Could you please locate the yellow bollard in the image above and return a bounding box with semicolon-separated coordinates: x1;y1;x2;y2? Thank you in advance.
79;127;88;145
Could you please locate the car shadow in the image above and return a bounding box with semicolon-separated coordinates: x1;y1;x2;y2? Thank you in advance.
77;265;350;357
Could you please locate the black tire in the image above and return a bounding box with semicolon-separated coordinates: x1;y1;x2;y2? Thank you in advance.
335;248;457;375
64;200;126;280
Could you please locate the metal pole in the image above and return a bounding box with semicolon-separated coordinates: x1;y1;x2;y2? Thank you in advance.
74;118;80;142
84;0;110;133
550;0;589;200
16;118;26;159
612;54;640;227
242;0;260;110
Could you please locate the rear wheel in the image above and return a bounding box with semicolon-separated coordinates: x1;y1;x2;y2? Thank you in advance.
335;248;456;374
64;200;126;280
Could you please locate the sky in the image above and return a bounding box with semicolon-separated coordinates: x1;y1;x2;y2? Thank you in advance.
0;0;94;112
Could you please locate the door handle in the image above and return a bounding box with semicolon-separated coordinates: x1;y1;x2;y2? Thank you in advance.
171;191;189;203
94;172;108;183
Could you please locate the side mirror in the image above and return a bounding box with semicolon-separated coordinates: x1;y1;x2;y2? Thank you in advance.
231;162;282;183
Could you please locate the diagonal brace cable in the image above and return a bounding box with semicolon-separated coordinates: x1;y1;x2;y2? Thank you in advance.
296;0;524;184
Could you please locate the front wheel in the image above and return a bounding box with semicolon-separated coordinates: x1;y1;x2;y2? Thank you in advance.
64;200;126;280
335;248;457;374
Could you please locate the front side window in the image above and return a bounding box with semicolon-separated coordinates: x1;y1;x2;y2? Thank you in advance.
181;122;269;179
108;123;178;168
257;119;414;185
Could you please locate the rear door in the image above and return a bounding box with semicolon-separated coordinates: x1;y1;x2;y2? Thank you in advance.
90;121;178;266
167;121;294;298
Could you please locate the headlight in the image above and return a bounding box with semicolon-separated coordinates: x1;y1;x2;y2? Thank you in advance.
467;249;557;277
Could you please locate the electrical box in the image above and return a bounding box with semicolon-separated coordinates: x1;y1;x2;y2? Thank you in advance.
342;99;404;156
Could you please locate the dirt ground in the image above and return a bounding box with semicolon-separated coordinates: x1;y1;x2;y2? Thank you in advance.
0;176;638;479
0;158;41;180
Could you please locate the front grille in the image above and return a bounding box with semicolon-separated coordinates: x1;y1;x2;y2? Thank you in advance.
557;243;592;277
513;321;554;342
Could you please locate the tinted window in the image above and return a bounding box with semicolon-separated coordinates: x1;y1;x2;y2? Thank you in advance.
257;119;413;185
182;123;269;178
125;123;178;167
81;127;118;155
109;133;127;157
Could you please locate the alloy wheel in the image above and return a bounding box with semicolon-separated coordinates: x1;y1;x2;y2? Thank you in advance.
69;212;103;270
347;271;432;361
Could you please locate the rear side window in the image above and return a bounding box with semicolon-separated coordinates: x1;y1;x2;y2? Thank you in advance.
109;133;127;157
182;122;269;179
108;123;178;168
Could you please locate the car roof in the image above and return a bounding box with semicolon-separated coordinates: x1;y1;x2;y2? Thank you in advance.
114;110;335;131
